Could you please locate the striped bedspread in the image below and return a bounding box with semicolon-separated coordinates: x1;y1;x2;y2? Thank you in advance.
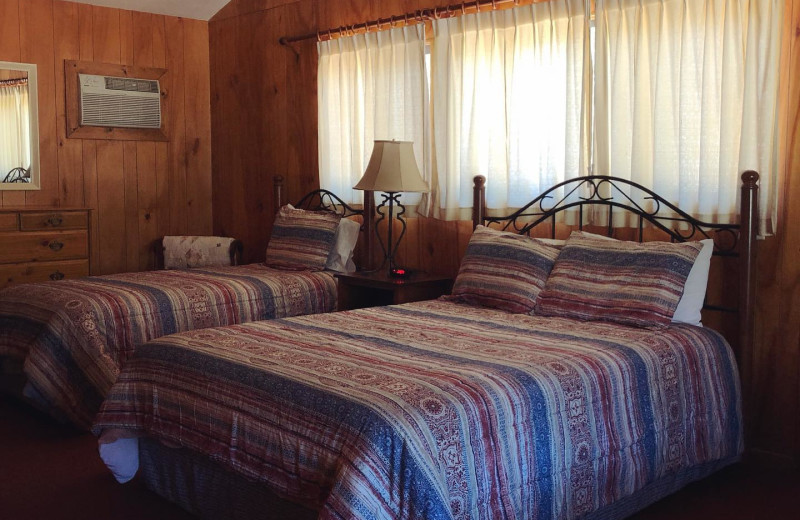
94;300;742;520
0;264;336;428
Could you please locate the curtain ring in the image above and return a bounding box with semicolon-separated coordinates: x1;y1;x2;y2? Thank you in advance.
461;3;467;15
316;31;321;42
492;0;497;10
328;29;333;41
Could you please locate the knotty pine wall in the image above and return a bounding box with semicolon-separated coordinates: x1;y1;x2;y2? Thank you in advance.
210;0;800;465
0;0;212;274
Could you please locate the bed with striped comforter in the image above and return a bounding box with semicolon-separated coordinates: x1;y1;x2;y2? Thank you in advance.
0;264;336;428
94;299;742;520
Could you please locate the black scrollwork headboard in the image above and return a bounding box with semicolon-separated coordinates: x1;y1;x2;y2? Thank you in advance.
472;172;759;398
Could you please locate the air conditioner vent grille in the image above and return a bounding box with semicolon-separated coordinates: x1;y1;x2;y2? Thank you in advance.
79;73;161;129
104;77;159;94
81;94;161;128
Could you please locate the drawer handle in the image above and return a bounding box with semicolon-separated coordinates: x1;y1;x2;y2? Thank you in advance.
49;271;65;281
47;215;64;227
48;240;64;251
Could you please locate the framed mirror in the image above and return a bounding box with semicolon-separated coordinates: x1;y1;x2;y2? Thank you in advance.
0;61;40;190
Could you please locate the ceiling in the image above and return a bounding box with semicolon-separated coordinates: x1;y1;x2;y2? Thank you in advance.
68;0;230;21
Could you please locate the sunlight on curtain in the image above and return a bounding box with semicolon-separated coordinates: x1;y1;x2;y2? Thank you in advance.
426;0;592;220
594;0;783;236
317;25;428;206
0;81;31;177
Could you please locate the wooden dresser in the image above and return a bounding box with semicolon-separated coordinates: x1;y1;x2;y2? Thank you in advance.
0;208;90;289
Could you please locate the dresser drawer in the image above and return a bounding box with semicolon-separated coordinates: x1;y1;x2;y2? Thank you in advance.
0;231;89;263
0;259;89;289
0;213;18;232
19;211;88;231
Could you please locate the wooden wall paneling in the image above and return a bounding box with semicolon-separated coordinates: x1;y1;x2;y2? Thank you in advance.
77;6;98;274
165;16;188;235
317;0;374;30
91;6;121;64
749;0;800;464
82;141;100;273
152;16;171;242
786;0;800;465
400;217;420;270
122;141;139;272
77;3;93;61
132;12;159;271
119;9;134;66
18;0;57;207
212;0;302;22
250;10;279;260
211;13;264;262
136;142;158;270
155;143;170;241
1;0;211;275
53;0;83;209
0;0;20;62
184;18;213;236
96;142;126;274
210;17;246;253
283;0;319;200
0;0;21;207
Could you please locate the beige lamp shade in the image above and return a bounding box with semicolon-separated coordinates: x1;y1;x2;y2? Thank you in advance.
354;140;429;193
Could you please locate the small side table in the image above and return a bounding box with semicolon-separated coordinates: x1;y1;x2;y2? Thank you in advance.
335;271;453;311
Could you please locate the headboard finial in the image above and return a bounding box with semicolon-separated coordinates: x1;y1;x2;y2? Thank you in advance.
741;170;759;188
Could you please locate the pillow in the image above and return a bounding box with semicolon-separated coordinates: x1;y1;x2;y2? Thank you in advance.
535;231;702;328
162;236;236;269
325;218;360;272
671;238;713;326
449;226;561;313
555;231;713;326
265;204;341;270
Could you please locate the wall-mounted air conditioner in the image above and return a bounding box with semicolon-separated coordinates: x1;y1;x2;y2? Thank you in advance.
79;74;161;129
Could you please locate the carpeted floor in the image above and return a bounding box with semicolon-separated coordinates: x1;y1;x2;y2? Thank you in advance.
1;396;798;519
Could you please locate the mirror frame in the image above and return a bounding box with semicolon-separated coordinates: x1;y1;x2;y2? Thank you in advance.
0;60;40;191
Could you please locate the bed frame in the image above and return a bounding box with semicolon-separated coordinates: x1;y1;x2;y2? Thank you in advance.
472;171;759;407
153;176;376;270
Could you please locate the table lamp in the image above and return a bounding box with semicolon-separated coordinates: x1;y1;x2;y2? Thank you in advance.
354;140;429;278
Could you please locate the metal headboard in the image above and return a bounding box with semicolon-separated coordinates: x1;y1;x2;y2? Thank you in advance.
472;172;759;407
272;175;376;270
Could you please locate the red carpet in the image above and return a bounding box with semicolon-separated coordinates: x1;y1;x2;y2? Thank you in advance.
0;397;193;520
1;396;798;519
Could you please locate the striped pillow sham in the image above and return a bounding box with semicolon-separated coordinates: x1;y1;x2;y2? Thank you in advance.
265;205;342;270
449;226;561;313
535;231;702;328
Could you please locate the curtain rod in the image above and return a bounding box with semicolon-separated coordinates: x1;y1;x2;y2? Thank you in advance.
278;0;523;48
0;78;28;87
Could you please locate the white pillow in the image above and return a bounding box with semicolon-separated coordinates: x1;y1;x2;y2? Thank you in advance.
571;232;712;326
671;238;713;327
325;218;360;272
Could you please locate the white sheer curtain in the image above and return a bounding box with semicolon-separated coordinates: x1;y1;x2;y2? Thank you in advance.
0;81;31;177
426;0;592;220
317;25;428;206
594;0;783;235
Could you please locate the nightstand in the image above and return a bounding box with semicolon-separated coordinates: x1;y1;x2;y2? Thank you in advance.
335;271;453;311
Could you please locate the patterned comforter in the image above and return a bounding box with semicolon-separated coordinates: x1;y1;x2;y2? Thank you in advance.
94;300;742;520
0;264;336;428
